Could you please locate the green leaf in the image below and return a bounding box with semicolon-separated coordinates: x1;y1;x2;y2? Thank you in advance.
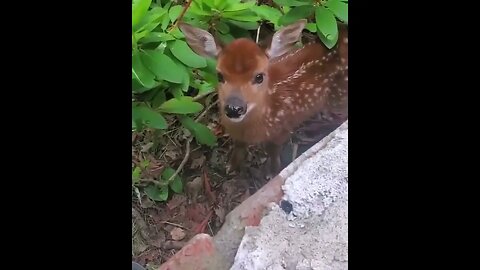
169;5;183;22
145;184;169;201
132;118;137;129
170;27;185;39
226;20;258;30
326;0;348;23
222;12;260;22
132;105;168;129
151;89;166;108
160;8;171;30
132;167;142;184
132;0;152;28
305;22;317;32
278;5;313;26
132;51;155;89
139;32;175;44
169;56;190;92
203;57;218;75
132;77;154;93
216;20;230;34
223;1;256;12
141;50;184;83
273;0;312;7
170;178;183;193
217;32;235;44
251;5;282;25
134;7;167;38
190;79;215;96
170;40;207;68
215;0;230;10
188;1;211;16
159;96;203;114
315;6;338;40
180;116;217;146
317;26;338;49
161;167;183;193
169;84;184;99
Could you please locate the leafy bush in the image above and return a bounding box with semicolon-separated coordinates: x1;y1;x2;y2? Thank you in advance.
131;0;348;202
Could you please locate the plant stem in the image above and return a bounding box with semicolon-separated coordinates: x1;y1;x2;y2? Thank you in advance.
166;137;191;183
168;0;194;33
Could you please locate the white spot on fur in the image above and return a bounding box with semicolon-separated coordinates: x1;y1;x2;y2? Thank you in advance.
278;110;284;116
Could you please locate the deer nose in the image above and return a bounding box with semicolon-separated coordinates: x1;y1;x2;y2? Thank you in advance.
224;96;247;119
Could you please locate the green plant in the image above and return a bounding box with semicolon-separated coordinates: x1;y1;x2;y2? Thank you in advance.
263;0;348;48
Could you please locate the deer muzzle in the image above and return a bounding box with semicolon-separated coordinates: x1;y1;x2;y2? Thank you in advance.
224;96;247;119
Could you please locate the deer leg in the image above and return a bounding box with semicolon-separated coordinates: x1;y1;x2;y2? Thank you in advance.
227;140;248;173
264;142;282;179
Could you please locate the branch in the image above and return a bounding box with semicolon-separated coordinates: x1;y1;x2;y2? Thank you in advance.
166;137;191;183
168;0;194;33
195;99;219;123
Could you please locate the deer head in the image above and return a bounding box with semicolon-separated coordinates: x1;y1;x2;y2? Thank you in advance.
179;20;307;124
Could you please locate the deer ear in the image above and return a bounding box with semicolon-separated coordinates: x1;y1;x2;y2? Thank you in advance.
178;22;221;58
266;19;307;59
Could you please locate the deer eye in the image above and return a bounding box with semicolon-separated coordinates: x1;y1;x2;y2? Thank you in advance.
217;72;224;83
253;73;264;84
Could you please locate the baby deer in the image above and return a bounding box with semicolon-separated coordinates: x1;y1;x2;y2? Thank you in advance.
179;19;348;177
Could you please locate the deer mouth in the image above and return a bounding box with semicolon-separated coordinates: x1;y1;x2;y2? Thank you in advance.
227;103;256;123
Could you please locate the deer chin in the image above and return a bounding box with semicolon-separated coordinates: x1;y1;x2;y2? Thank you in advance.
227;103;257;123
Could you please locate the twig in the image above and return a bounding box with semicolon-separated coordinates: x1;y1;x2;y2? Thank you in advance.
167;138;191;183
168;0;194;33
193;91;216;102
256;24;261;43
195;99;219;123
161;221;190;231
291;142;299;162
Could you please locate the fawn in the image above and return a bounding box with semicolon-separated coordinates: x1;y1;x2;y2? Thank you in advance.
179;19;348;178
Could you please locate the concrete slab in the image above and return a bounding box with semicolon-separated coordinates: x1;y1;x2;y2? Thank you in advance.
230;121;348;270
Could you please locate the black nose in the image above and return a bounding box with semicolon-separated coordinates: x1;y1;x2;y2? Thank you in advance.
224;96;247;119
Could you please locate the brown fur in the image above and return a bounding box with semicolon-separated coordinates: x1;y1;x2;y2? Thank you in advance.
179;21;348;176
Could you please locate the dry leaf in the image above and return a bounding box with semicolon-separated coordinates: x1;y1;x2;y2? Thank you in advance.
190;155;206;169
166;194;186;210
170;227;186;241
186;177;203;203
149;233;166;248
141;142;154;152
214;206;226;223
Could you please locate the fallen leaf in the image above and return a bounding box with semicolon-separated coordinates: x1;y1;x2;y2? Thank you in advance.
170;227;186;241
190;155;206;169
186;177;203;203
166;194;186;210
149;232;166;248
214;206;226;223
141;142;154;152
186;203;208;223
203;170;216;203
